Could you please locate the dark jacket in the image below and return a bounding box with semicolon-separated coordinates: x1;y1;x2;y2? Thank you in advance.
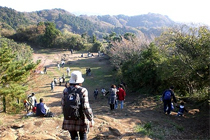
36;102;46;116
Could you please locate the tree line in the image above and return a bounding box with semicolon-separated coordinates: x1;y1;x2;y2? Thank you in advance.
106;25;209;100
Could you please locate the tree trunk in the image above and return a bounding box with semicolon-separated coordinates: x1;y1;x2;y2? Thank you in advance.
3;96;6;112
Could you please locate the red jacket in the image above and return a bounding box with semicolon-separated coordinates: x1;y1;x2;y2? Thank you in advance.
117;88;126;101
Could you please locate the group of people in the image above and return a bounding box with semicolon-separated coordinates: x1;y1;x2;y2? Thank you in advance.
24;93;51;117
162;86;188;116
27;64;189;140
108;84;126;110
57;60;66;70
86;68;91;76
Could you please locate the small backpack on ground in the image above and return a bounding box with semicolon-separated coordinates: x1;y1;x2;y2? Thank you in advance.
46;111;54;117
164;90;171;100
63;87;84;120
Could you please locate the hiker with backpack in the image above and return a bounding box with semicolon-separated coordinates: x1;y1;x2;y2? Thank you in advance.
162;86;177;115
61;71;94;140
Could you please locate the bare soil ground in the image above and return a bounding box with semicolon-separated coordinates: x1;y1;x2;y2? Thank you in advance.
0;49;209;140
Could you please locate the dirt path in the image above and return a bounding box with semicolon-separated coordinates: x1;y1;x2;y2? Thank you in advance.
0;49;209;140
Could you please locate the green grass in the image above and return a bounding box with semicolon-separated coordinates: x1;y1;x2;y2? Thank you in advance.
135;122;152;136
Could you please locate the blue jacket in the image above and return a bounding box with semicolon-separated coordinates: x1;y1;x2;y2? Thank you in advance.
36;102;46;116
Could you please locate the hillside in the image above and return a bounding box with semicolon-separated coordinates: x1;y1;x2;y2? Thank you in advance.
0;48;209;140
0;6;176;39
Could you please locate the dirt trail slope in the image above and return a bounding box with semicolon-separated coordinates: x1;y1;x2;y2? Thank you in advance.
0;49;209;140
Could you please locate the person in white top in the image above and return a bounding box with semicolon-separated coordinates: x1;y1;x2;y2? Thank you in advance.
66;67;70;77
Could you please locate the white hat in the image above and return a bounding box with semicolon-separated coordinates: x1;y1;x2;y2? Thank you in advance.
69;71;84;84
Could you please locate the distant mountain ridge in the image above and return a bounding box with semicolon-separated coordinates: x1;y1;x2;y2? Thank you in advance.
0;6;176;39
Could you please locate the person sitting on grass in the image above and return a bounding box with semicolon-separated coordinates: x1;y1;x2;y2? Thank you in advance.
36;98;50;117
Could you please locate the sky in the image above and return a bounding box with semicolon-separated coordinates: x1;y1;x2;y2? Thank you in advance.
1;0;209;26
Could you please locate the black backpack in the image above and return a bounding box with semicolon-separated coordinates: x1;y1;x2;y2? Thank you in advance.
63;87;84;120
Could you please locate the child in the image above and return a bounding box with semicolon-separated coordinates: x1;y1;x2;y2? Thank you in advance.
176;102;188;116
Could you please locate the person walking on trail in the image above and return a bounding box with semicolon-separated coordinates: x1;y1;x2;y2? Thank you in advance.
108;84;118;110
94;88;98;100
54;78;57;86
59;77;63;86
61;71;94;140
43;67;47;74
101;88;107;96
116;84;126;109
61;60;65;68
51;81;55;91
162;86;177;115
57;63;60;70
66;67;70;77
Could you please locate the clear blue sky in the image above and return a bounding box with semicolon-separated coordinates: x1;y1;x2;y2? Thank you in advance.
1;0;209;26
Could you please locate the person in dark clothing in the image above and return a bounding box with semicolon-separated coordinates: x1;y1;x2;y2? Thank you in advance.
162;86;177;115
44;67;47;74
36;98;50;117
94;88;98;100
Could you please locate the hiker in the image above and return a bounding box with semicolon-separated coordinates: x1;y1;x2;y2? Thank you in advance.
51;81;55;91
162;86;177;115
57;63;60;70
176;102;188;116
59;77;63;86
116;84;126;109
81;53;84;57
66;67;70;77
43;66;47;74
94;88;99;100
86;68;91;76
54;78;57;85
108;84;118;110
62;74;65;83
28;93;37;111
36;98;51;117
61;60;65;68
61;71;94;140
70;49;73;54
101;88;107;96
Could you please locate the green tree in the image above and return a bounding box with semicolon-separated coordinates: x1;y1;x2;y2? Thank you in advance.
121;43;162;93
42;22;61;47
92;41;102;52
0;43;37;113
156;25;210;94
